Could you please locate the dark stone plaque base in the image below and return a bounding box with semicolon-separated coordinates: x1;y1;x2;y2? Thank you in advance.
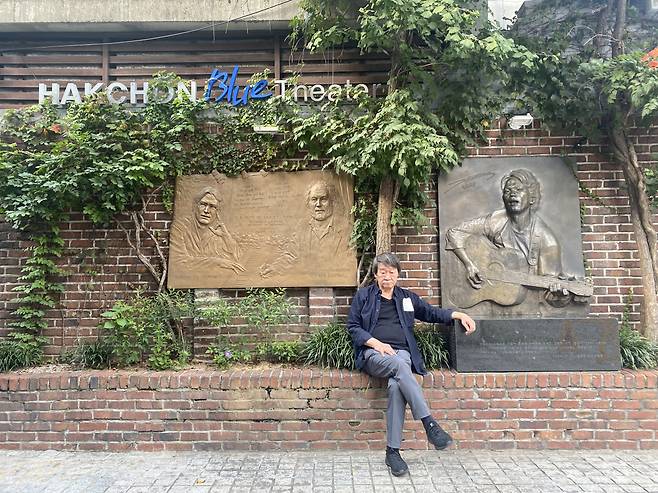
449;318;620;372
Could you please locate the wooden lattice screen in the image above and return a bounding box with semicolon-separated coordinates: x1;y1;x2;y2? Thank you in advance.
0;37;390;109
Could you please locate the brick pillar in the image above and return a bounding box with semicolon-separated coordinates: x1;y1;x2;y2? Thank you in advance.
308;287;335;327
192;288;221;360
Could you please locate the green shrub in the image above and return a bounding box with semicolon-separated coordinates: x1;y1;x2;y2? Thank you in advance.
207;337;253;368
196;297;234;327
0;333;44;373
100;291;192;370
101;301;143;366
304;322;355;369
240;288;292;328
60;338;113;369
414;325;450;370
256;340;304;364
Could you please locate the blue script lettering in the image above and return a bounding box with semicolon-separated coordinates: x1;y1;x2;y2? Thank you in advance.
204;66;273;106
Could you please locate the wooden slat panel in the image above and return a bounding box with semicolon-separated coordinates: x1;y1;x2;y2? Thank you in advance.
110;66;273;76
286;75;389;84
0;67;103;76
0;38;392;108
0;92;39;100
283;62;391;73
0;40;274;52
0;79;95;87
109;53;274;64
0;55;102;65
282;49;390;62
0;43;104;53
113;40;275;52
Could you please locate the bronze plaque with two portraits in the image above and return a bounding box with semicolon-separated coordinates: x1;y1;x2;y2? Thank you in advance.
167;170;357;288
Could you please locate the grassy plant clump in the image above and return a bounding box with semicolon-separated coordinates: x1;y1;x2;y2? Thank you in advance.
303;322;450;371
414;325;450;370
620;325;658;370
60;338;114;370
304;322;355;369
618;291;658;370
0;333;45;372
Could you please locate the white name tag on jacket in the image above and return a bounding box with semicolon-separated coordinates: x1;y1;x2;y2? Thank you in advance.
402;297;414;312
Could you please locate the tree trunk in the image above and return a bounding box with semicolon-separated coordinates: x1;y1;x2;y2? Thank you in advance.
595;0;615;58
611;0;626;57
375;176;396;254
610;124;658;341
373;29;407;256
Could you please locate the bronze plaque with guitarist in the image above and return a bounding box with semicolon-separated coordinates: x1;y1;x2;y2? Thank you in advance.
439;158;591;318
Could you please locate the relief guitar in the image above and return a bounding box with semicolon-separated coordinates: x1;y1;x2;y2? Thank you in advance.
451;236;593;308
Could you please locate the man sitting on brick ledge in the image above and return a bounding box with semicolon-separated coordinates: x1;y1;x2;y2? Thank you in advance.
347;252;477;476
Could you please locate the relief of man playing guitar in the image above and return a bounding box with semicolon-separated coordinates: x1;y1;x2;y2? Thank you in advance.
445;168;592;310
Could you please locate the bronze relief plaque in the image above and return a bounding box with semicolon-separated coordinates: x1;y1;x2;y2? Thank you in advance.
167;170;357;288
438;157;590;318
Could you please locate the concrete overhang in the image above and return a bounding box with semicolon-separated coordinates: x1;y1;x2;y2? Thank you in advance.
0;0;301;32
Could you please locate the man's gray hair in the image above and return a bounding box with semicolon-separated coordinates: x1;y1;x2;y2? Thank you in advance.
305;180;335;204
371;252;401;275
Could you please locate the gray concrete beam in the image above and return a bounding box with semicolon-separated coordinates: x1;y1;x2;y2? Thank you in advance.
0;0;301;32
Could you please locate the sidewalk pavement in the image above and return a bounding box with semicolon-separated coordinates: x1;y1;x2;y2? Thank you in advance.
1;449;657;493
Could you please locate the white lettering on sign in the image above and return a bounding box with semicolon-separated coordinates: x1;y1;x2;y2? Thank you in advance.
39;83;60;104
38;81;198;105
273;79;380;102
37;76;382;106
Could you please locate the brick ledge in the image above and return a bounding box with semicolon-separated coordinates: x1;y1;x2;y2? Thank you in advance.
1;368;657;391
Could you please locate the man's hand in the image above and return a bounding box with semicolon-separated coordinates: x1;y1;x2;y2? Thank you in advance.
366;337;396;356
465;263;483;289
259;263;274;278
210;222;229;237
216;258;246;274
549;273;571;297
452;311;476;335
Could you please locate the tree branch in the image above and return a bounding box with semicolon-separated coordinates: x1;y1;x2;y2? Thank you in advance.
115;214;164;293
139;195;168;293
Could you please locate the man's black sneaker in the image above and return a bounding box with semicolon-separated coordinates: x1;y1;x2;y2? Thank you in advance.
385;448;409;476
425;420;453;450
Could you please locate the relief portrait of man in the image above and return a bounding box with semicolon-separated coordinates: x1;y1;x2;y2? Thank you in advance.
302;180;351;258
168;171;357;289
169;187;245;274
445;168;589;311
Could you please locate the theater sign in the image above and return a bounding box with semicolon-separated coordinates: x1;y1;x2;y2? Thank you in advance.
38;65;381;107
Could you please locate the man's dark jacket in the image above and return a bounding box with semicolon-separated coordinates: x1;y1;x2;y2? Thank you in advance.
347;284;454;375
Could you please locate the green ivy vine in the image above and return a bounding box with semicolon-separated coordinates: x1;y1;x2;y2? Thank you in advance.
0;68;446;369
0;72;297;368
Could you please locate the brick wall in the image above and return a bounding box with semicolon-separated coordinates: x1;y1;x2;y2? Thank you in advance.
1;369;656;451
0;208;167;357
0;121;656;357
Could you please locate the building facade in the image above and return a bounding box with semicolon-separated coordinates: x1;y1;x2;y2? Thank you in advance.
0;0;656;359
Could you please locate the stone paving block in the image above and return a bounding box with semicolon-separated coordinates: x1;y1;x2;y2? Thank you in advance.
2;450;658;492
